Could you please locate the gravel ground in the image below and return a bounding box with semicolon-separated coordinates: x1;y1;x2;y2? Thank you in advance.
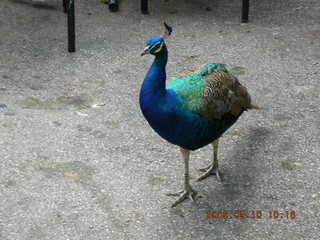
0;0;319;239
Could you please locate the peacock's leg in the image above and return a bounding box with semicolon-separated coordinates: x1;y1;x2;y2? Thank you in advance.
167;148;197;207
197;139;223;181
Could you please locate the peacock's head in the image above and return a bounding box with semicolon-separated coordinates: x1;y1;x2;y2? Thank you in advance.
141;22;172;56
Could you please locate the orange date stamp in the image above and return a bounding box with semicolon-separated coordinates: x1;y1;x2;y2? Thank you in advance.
204;210;296;220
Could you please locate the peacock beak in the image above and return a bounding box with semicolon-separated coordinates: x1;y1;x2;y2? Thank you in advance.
141;46;151;56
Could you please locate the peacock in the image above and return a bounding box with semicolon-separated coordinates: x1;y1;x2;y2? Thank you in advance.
139;23;259;207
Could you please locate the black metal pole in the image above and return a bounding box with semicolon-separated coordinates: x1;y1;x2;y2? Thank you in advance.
241;0;249;23
108;0;119;12
68;0;75;52
62;0;67;13
141;0;148;14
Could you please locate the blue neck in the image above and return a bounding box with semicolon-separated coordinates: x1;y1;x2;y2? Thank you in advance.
141;48;168;96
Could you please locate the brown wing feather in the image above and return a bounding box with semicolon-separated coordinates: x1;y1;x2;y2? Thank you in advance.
200;68;255;119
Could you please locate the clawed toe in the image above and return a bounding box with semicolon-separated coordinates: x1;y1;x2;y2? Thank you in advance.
168;187;197;207
197;165;223;182
198;166;211;172
166;190;184;197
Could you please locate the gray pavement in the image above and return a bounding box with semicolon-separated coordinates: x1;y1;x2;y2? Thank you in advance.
1;0;320;239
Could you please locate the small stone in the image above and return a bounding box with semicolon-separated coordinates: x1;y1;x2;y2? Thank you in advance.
289;201;296;206
91;103;106;108
148;176;165;185
205;6;212;11
0;104;7;108
91;130;106;139
77;125;92;132
230;130;241;137
28;82;43;90
76;111;89;117
52;121;62;127
64;171;80;181
281;161;301;170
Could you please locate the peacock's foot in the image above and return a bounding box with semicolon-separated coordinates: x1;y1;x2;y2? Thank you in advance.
167;186;197;207
197;164;223;182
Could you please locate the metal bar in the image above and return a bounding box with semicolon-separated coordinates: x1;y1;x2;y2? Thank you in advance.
67;0;75;52
241;0;249;23
109;0;119;12
63;0;67;13
141;0;148;14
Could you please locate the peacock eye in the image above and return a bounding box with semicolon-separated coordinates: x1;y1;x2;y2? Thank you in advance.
154;43;161;48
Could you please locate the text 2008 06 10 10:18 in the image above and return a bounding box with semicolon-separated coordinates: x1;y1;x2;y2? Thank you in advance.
204;210;296;220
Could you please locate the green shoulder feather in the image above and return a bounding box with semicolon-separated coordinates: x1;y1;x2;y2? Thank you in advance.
166;63;227;115
167;63;254;119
